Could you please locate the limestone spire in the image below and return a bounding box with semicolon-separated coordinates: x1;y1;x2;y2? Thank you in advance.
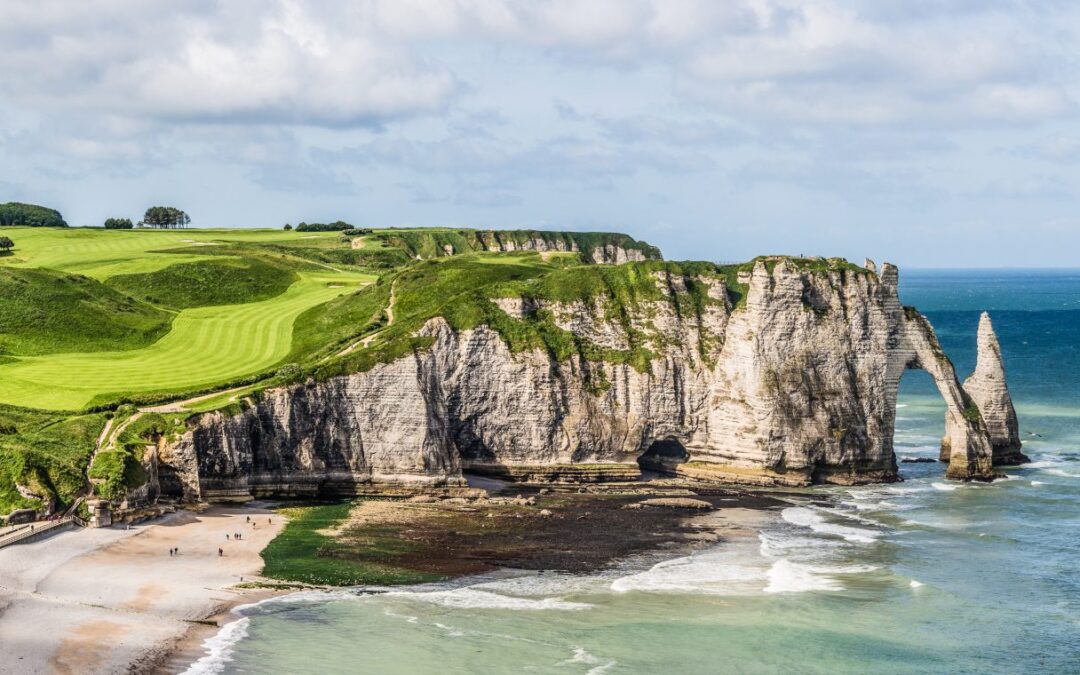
963;312;1027;464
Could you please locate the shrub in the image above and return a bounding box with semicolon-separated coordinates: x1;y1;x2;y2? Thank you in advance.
104;217;134;229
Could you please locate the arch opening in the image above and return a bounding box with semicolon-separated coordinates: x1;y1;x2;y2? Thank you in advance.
895;367;947;471
637;438;689;478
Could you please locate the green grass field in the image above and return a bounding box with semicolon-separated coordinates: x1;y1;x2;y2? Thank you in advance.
0;227;377;410
0;226;337;279
0;270;371;409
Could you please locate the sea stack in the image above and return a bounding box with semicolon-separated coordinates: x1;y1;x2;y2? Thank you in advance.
961;313;1028;465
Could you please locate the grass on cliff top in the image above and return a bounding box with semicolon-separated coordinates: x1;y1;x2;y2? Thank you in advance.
315;255;730;387
261;502;441;586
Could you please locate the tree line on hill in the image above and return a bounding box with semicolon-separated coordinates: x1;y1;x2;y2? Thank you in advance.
288;220;357;232
102;207;190;229
0;201;194;230
0;202;68;228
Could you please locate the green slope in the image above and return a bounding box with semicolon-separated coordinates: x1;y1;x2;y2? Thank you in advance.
0;271;373;410
106;257;298;309
0;267;172;356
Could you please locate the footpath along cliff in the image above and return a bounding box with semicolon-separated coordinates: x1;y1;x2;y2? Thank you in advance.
148;254;1023;503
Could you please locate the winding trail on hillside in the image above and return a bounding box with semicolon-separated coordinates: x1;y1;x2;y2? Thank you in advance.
338;278;398;357
140;384;253;414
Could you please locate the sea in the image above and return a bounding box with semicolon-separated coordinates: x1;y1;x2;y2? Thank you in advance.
186;269;1080;675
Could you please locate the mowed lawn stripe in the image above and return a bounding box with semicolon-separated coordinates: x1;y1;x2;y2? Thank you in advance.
0;272;372;410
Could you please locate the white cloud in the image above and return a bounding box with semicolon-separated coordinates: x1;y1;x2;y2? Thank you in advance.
0;0;457;127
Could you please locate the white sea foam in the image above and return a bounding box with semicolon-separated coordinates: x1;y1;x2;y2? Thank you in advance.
434;622;465;637
909;580;924;588
181;618;250;675
763;559;843;593
610;547;767;595
781;507;880;544
384;608;419;623
387;588;593;611
1031;481;1047;486
931;482;959;491
562;647;617;675
1045;469;1080;478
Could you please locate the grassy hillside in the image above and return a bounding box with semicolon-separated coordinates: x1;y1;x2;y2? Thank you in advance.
0;267;172;356
0;271;372;410
106;257;298;309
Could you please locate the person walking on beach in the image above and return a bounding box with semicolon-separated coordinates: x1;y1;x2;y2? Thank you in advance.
218;548;223;557
169;548;173;556
246;516;250;523
226;534;230;541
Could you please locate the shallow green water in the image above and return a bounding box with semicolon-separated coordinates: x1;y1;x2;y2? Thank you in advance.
186;270;1080;674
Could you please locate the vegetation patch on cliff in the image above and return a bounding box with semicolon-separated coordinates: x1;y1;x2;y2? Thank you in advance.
0;406;105;515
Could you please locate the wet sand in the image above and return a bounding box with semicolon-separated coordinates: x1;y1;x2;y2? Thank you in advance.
0;505;284;674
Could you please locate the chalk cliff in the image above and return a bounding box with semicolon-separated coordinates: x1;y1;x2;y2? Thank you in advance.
955;313;1027;465
152;255;1011;503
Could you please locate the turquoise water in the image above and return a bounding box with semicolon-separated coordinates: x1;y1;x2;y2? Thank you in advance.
188;270;1080;674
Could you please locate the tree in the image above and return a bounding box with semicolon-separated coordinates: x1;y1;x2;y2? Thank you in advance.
0;202;68;227
104;217;134;230
295;220;352;232
139;206;190;229
0;236;13;253
283;223;293;231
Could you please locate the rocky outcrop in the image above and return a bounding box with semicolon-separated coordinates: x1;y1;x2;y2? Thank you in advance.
154;257;1010;501
958;313;1027;465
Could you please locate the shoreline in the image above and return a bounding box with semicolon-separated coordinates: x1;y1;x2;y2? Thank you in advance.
0;504;286;675
0;483;786;674
170;482;787;672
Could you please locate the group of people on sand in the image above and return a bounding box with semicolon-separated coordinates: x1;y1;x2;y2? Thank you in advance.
165;513;274;558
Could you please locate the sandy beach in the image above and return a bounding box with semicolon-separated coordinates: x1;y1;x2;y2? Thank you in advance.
0;505;285;674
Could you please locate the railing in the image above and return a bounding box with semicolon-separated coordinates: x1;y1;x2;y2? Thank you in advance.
0;517;73;549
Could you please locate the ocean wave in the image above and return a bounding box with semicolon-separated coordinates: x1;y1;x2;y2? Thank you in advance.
181;617;250;675
562;647;617;675
1044;468;1080;478
763;559;844;594
781;507;880;544
610;546;767;595
433;622;465;637
931;482;959;491
386;588;593;611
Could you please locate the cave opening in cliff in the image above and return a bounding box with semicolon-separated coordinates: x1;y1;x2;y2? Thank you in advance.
637;438;690;478
896;368;947;469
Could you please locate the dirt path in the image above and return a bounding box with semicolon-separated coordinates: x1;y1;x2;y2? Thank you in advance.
140;383;253;414
338;278;397;357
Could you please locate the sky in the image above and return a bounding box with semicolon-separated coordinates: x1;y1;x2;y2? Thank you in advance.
1;1;1079;267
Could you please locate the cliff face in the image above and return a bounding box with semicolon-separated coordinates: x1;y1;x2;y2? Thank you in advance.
154;258;1010;502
